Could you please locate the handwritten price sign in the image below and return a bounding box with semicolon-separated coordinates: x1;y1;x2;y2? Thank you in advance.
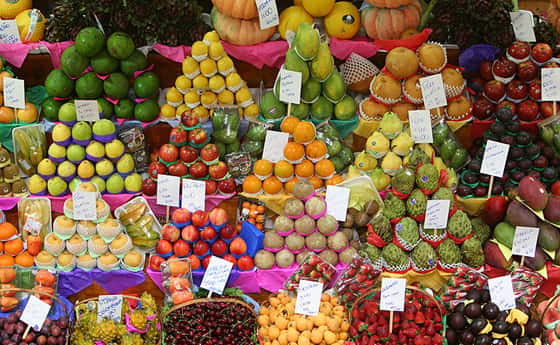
20;296;51;331
73;191;97;221
420;74;447;110
295;280;323;316
481;140;510;178
201;256;234;295
424;200;450;229
255;0;279;30
408;110;433;144
157;174;180;207
75;100;100;122
488;276;516;311
262;130;289;163
279;69;302;104
542;68;560;101
325;185;350;221
181;178;206;212
510;11;536;42
98;295;123;322
380;278;406;312
3;77;25;109
512;226;539;258
0;20;21;44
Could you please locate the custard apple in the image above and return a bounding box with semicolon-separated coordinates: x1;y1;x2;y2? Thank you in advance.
411;241;437;270
370;214;392;243
448;210;472;239
471;217;491;243
432;187;454;210
392;168;415;195
436;238;461;265
416;164;440;191
395;217;419;246
383;192;406;220
406;189;427;217
462;236;484;268
382;243;409;267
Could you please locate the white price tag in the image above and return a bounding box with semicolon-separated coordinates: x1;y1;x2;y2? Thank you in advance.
380;278;406;312
262;130;289;163
3;77;25;109
325;185;350;221
97;295;123;322
295;279;323;316
488;275;516;311
510;11;536;42
420;74;447;110
181;178;206;212
424;200;450;229
23;217;42;235
541;68;560;101
255;0;279;30
408;110;433;143
0;20;21;44
73;191;97;221
20;295;51;331
279;69;302;104
75;100;100;122
157;174;180;207
480;140;510;178
512;226;539;258
201;256;234;295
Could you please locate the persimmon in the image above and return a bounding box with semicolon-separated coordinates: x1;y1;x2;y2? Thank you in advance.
242;175;262;194
280;116;300;134
262;176;283;194
0;223;17;241
293;121;316;144
284;142;305;162
15;251;33;267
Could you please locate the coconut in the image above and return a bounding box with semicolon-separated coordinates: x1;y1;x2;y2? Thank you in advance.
328;232;349;251
319;249;338;266
296;250;311;264
339;247;358;264
317;215;338;235
276;249;295;267
305;232;327;251
292;180;314;200
273;216;294;233
284;198;305;218
264;231;284;250
285;233;305;251
341;228;354;241
305;197;326;217
255;250;275;269
295;215;316;235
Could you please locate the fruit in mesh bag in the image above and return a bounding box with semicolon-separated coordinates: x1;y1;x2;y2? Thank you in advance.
342;53;379;93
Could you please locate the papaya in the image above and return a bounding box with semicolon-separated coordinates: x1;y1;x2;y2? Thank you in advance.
310;96;334;121
310;42;334;82
302;78;321;104
293;22;319;61
322;69;346;103
285;48;309;84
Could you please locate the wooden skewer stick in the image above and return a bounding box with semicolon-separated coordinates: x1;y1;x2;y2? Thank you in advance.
389;311;394;334
488;176;494;199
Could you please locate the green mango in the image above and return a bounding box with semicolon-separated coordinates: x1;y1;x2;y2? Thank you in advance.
554;133;560;152
494;222;515;249
302;78;321;104
311;96;333;121
293;22;319;61
541;126;555;145
451;148;468;169
433;124;449;146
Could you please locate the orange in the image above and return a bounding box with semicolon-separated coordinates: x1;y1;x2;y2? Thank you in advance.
0;223;17;241
0;107;14;124
293;121;316;144
325;174;344;186
4;238;23;256
242;175;262;194
253;159;273;178
0;254;14;267
15;251;33;267
295;159;314;179
315;159;335;179
284;177;300;194
274;160;294;179
283;142;305;162
308;176;324;190
16;102;38;123
305;140;327;160
262;176;283;194
0;71;13;91
280;116;301;134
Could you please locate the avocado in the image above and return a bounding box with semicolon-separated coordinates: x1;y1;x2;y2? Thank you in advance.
120;50;149;77
115;99;135;119
133;72;159;98
60;44;89;78
42;97;62;122
106;32;135;60
134;99;159;122
74;27;105;57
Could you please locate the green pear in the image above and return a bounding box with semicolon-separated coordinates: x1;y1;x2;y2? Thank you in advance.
125;173;142;192
106;173;124;194
96;159;114;176
52;124;71;142
28;174;47;194
117;153;135;173
69;177;81;193
66;144;86;162
91;176;106;193
86;141;105;158
92;119;116;136
57;161;76;178
37;158;56;176
58;102;77;122
105;139;125;160
48;144;66;160
71;121;92;141
47;176;67;196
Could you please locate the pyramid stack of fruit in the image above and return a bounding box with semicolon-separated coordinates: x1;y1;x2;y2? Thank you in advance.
149;208;254;272
42;27;160;123
0;64;39;124
162;30;258;121
457;108;560;199
242;120;344;196
29;119;142;197
0;220;38;270
261;22;357;124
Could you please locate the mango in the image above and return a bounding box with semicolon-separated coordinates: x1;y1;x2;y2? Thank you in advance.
524;247;547;270
493;222;514;249
293;22;319;61
484;241;512;269
310;42;334;82
506;200;538;228
518;176;549;211
538;221;560;251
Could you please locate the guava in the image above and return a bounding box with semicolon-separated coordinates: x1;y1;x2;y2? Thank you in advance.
47;176;68;196
58;102;77;122
106;173;125;194
66;144;86;162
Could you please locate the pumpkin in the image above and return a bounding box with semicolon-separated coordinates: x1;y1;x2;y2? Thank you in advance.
212;8;276;46
0;0;31;19
365;0;413;8
324;2;361;39
361;0;421;40
279;5;313;40
211;0;258;20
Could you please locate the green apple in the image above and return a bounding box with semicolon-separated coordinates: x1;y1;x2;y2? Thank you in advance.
91;176;106;193
37;158;56;176
47;176;68;196
95;159;114;176
77;160;95;179
48;144;66;160
57;161;76;178
92;119;116;136
66;144;86;162
105;139;125;160
71;121;92;141
106;173;124;194
86;141;105;158
116;153;134;174
125;173;142;192
58;102;77;122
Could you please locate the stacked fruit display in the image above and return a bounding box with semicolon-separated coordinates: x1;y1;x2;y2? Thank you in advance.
142;112;236;197
0;62;39;124
29;120;142;197
42;27;160;123
149;208;254;272
210;2;275;46
261;22;357;124
457;108;560;198
0;220;36;270
473;41;557;122
162;30;258;121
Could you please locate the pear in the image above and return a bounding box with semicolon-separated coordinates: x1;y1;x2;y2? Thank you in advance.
116;153;134;174
28;174;47;194
92;119;116;136
37;158;56;176
106;174;124;194
71;121;92;141
91;176;106;193
95;159;114;177
66;144;85;162
86;141;105;159
77;161;95;179
48;144;66;160
57;161;76;178
105;139;125;160
125;173;142;192
47;176;68;196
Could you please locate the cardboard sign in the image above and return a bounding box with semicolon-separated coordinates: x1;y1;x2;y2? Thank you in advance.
73;191;97;221
262;130;289;163
325;185;350;221
480;140;510;178
23;217;42;235
541;68;560;101
279;69;302;104
408;110;433;143
75;100;100;122
510;10;536;42
512;226;539;258
488;275;516;311
97;295;123;322
200;256;234;295
420;74;447;110
20;295;51;331
380;278;406;312
295;279;323;316
3;77;25;109
424;200;451;229
157;174;180;207
0;20;21;44
181;178;206;212
255;0;279;30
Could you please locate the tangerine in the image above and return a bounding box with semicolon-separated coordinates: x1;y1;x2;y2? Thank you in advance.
0;106;14;124
280;116;301;134
305;140;327;160
325;174;344;186
4;238;23;256
308;176;324;190
283;142;305;162
253;159;273;178
0;223;17;240
315;159;335;179
15;251;33;267
262;176;283;194
243;175;262;194
295;159;314;179
293;121;316;144
0;254;14;267
284;177;300;194
274;160;294;179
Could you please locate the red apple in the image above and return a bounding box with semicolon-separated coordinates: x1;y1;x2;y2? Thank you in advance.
148;161;167;179
192;210;209;227
180;146;199;164
472;98;495;120
200;143;220;162
551;181;560;195
528;80;541;101
517;60;537;82
540;102;556;118
159;144;179;163
507;41;530;62
518;99;539;122
193;240;209;256
181;225;199;242
189;161;208;179
172;208;191;224
237;255;254;271
479;60;493;81
209;161;228;180
205;180;218;195
531;43;553;63
222;254;237;267
149;255;165;271
173;240;191;257
202;255;212;269
482;196;508;226
211;239;227;256
209;207;228;226
189;255;201;270
161;224;181;242
201;226;217;241
506;80;528;101
188;128;208;146
168;162;188;177
230;237;247;256
220;223;237;240
496;100;516;115
169;127;188;146
156;239;173;255
492;58;516;78
218;177;236;194
181;111;199;128
483;80;506;102
142;177;157;196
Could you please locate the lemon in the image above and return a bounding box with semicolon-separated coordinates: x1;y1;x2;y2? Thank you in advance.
184;90;200;108
217;56;235;76
175;75;192;94
166;87;183;106
201;91;217;108
203;31;220;46
218;89;235;105
192;75;209;89
176;104;189;117
182;56;200;78
244;103;260;118
191;41;208;61
208;42;225;61
209;75;226;93
200;58;217;77
160;104;176;119
236;87;254;107
226;72;243;92
302;0;335;17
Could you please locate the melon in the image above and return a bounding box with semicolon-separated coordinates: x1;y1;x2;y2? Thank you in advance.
0;0;31;19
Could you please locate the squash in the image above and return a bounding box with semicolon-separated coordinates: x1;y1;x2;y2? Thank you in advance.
0;0;31;19
279;5;313;40
212;8;276;46
211;0;258;20
361;0;421;40
324;2;361;40
365;0;413;8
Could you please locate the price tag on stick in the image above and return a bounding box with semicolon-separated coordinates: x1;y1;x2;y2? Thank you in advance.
295;279;323;316
73;191;97;221
325;185;350;221
3;77;25;109
512;226;539;259
255;0;279;30
424;200;450;229
488;275;516;311
20;295;51;332
157;174;180;207
420;74;447;110
480;140;510;178
380;278;406;312
408;110;433;143
279;69;302;104
262;130;289;163
181;178;206;212
201;256;234;295
510;10;536;42
541;68;560;101
97;295;123;322
0;20;21;44
75;100;100;122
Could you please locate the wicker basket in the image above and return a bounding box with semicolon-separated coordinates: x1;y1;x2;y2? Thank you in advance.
539;294;559;345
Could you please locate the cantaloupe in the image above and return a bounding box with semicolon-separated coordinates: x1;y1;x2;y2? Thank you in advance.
0;0;31;19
